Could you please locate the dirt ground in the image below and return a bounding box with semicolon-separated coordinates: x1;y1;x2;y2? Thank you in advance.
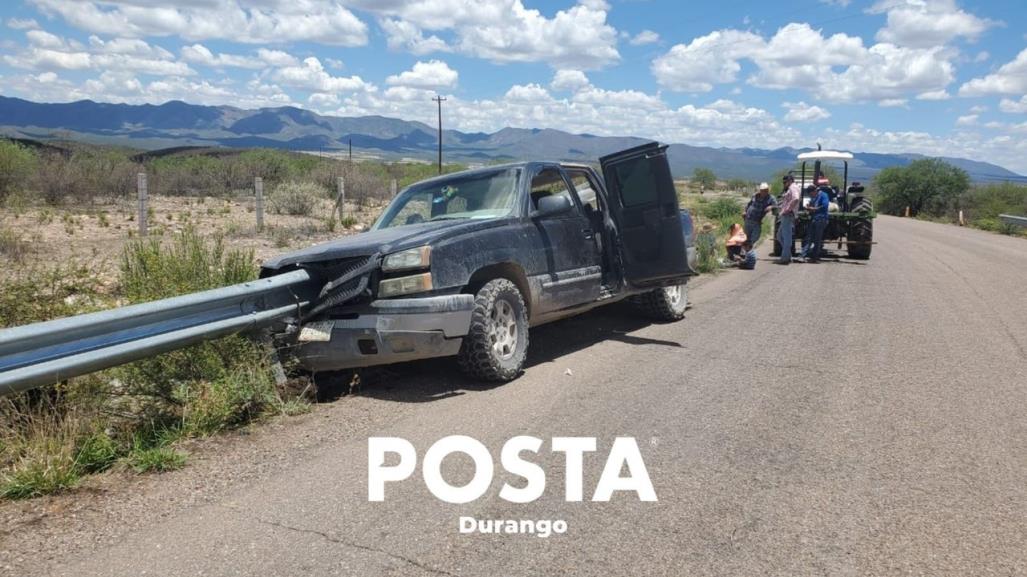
0;194;385;286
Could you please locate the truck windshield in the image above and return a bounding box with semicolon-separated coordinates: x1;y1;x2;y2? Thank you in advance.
374;168;521;229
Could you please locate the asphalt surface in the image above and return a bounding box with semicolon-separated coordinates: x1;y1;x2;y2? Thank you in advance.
8;216;1027;576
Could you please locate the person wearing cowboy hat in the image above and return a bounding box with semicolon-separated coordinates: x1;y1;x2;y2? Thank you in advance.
743;182;776;246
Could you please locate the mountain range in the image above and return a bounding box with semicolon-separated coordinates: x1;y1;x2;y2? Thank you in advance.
0;95;1021;182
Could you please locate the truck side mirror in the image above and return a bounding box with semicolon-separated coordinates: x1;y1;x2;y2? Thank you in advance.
534;194;573;218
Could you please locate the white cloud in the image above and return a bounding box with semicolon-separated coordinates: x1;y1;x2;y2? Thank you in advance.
916;89;950;100
356;0;620;69
7;18;40;30
869;0;997;49
550;69;590;92
181;44;263;69
999;96;1027;114
824;122;1027;174
782;101;831;122
959;48;1027;96
271;56;372;93
878;98;909;108
379;18;450;55
257;48;299;68
5;28;195;76
630;30;660;46
969;104;987;114
654;22;956;103
385;60;458;90
29;0;368;46
955;114;978;126
651;29;763;92
974;50;990;63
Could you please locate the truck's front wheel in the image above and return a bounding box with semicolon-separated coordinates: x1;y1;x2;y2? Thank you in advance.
458;279;529;381
634;283;688;321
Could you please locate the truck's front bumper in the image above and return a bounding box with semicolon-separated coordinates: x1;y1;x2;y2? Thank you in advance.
291;294;474;371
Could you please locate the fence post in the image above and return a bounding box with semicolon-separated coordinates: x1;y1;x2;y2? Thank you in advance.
958;210;965;226
336;176;345;222
254;177;264;232
137;172;148;236
391;179;397;198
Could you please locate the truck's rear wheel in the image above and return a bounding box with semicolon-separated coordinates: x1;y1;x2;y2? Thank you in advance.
458;279;529;381
634;283;688;321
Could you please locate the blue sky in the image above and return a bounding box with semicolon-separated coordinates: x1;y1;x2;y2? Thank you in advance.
0;0;1025;172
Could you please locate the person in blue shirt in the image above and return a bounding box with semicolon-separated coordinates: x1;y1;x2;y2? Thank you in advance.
805;180;832;263
738;240;757;270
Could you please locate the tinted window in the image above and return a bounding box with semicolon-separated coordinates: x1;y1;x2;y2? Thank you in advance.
611;155;659;207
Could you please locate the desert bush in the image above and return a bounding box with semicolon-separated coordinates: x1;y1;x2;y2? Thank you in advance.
0;262;108;327
0;225;31;263
875;158;969;217
270;181;324;216
0;140;37;204
31;148;140;205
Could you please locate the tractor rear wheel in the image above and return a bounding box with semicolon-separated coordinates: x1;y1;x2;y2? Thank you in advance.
847;197;873;260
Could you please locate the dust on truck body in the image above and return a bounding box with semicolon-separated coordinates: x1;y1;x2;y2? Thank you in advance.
260;142;697;381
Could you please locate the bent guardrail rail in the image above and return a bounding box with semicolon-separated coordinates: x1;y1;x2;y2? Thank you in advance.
999;214;1027;228
0;269;316;397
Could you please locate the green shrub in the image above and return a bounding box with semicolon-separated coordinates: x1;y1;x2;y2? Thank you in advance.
74;431;120;474
176;353;279;435
0;140;38;204
270;181;323;216
1;456;79;499
120;228;254;301
0;262;108;327
127;445;186;473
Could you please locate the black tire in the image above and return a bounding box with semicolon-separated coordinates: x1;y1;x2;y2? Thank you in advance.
458;279;529;382
847;219;873;259
633;283;688;322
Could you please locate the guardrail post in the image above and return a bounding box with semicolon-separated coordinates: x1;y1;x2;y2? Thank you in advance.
254;177;264;232
391;179;397;198
958;210;965;226
137;172;148;236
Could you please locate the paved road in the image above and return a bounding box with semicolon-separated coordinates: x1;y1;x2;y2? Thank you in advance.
11;216;1027;576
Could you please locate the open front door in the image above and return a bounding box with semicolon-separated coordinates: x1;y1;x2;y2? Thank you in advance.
600;142;691;289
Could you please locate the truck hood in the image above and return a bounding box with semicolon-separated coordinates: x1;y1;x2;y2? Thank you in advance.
261;218;508;271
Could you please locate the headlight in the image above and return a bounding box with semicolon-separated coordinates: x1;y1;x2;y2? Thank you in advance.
378;273;433;298
382;246;431;272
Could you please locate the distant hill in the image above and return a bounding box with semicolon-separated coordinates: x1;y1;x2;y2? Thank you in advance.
1;95;1021;182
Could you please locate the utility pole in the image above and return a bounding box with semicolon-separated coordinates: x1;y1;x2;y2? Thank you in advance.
432;94;446;174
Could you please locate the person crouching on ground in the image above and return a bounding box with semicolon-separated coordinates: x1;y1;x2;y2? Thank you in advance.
805;179;831;263
726;223;747;262
775;175;800;264
743;182;777;244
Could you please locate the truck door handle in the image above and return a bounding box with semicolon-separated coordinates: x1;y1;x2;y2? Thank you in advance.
582;228;594;240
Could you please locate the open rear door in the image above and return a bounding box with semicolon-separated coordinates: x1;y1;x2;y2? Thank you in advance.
600;142;691;289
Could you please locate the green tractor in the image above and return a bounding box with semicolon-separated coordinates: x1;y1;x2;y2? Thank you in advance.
772;148;876;260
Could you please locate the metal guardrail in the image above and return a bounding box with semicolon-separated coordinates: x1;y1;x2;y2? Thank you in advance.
0;269;316;397
999;214;1027;228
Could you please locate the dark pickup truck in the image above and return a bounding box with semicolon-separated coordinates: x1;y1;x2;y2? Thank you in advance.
262;142;697;381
